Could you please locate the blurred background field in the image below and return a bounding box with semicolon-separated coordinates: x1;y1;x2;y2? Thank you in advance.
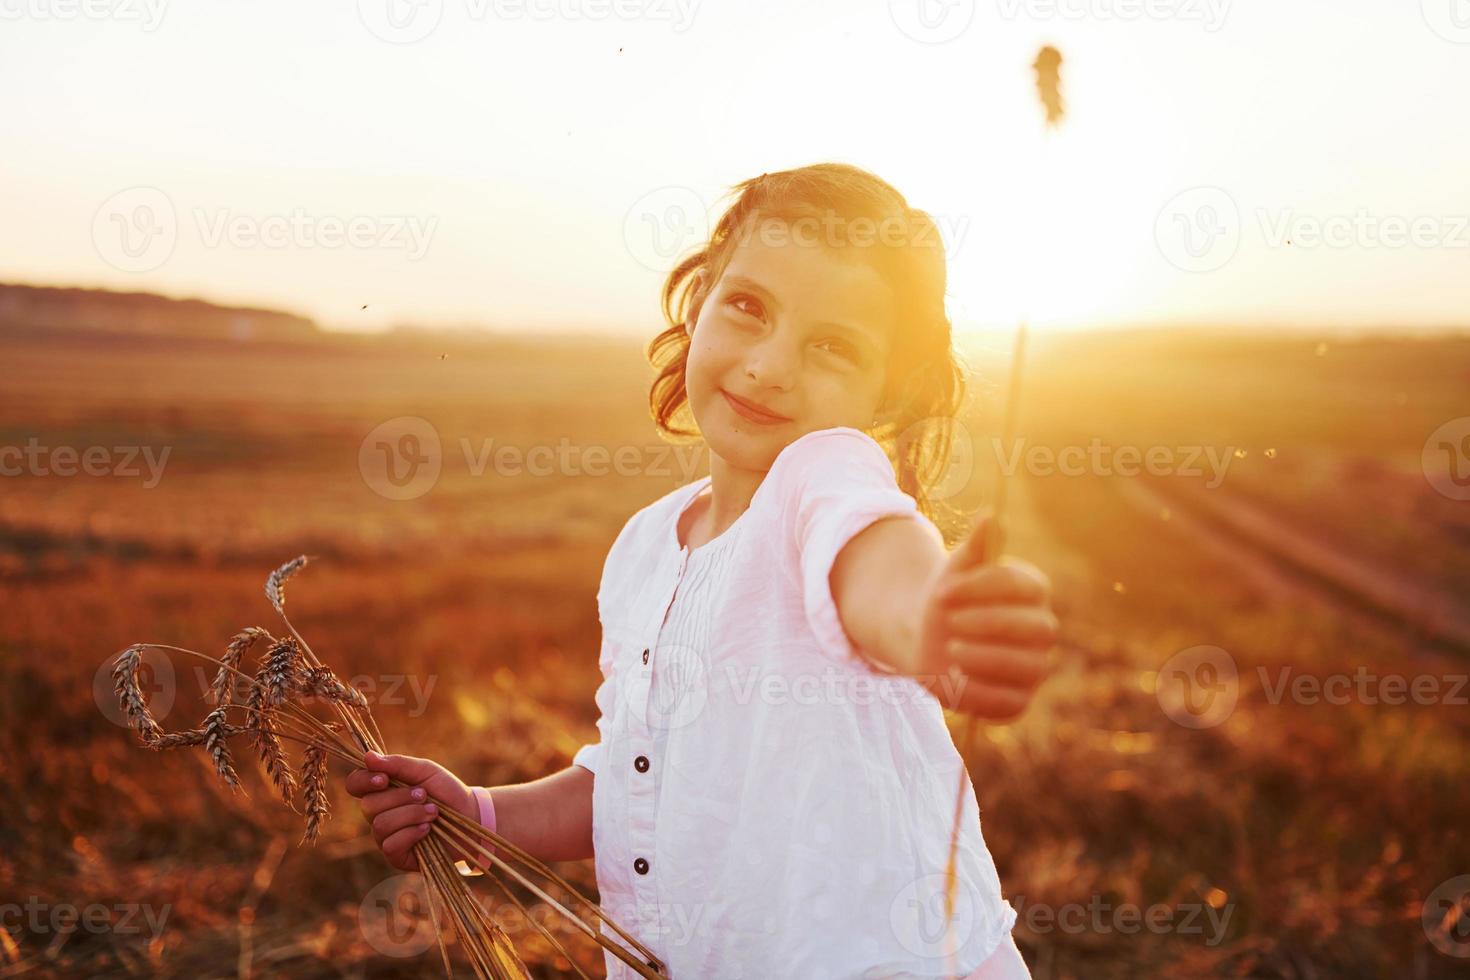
2;318;1467;978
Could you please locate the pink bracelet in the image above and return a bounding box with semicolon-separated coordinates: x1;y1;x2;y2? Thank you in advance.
470;786;500;870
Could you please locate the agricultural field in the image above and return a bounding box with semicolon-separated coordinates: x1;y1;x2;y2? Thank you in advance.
1;325;1467;978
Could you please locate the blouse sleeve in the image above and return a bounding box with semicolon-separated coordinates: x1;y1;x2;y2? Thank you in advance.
569;632;614;779
571;741;602;776
778;427;925;671
573;513;643;778
571;648;619;776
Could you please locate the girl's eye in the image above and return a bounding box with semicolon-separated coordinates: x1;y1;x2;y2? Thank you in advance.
817;338;860;363
726;293;764;320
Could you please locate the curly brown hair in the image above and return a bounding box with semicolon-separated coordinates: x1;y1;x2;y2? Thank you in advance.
646;162;970;530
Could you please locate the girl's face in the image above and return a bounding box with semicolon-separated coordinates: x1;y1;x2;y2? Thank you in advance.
684;219;898;470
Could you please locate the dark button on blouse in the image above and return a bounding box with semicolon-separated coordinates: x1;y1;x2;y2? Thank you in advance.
634;857;649;875
634;755;649;772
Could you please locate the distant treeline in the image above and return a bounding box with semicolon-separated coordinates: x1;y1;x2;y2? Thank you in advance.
0;282;318;342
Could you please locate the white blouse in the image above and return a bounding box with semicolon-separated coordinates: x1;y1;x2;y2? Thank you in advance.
571;426;1019;978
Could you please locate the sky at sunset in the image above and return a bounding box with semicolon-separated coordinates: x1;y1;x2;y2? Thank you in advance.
3;0;1466;336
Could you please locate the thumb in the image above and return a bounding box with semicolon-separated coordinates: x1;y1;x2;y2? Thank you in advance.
363;752;437;784
953;512;999;569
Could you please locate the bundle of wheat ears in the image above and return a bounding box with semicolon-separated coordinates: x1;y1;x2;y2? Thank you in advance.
110;556;667;980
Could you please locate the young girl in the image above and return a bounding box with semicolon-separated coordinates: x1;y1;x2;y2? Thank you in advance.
347;163;1055;978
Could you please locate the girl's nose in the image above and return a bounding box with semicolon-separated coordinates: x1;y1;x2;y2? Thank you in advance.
744;335;799;390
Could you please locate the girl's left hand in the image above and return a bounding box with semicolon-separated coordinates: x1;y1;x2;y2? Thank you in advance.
914;513;1058;721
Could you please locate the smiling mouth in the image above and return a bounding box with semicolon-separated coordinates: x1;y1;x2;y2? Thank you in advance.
720;389;791;425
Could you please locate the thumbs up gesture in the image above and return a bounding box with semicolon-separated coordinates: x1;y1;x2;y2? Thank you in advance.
914;512;1058;721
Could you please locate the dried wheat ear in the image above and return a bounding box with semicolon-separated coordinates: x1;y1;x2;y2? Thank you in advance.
112;556;668;980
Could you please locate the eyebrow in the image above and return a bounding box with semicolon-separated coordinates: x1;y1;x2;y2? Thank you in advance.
721;274;885;350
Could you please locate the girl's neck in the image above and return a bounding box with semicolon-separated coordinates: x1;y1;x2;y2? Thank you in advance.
679;453;766;550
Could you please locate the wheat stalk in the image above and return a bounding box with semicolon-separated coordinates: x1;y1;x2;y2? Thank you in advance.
111;557;669;980
940;322;1027;975
939;47;1062;974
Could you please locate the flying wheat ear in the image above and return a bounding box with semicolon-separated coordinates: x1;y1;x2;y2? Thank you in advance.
1033;46;1065;127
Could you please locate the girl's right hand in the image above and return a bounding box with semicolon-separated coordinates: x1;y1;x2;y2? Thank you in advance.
344;752;479;871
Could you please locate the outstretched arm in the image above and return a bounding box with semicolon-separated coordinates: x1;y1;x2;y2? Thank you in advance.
829;512;1057;720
